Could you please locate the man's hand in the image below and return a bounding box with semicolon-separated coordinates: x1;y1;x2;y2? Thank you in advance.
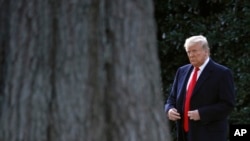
168;108;181;121
188;110;200;121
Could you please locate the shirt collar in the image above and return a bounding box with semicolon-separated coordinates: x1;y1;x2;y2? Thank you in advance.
197;57;209;72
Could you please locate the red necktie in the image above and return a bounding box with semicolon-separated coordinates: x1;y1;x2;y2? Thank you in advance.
184;67;199;132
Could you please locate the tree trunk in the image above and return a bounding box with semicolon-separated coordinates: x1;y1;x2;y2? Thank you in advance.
0;0;171;141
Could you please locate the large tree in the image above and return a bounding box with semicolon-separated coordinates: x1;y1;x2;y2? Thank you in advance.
0;0;170;141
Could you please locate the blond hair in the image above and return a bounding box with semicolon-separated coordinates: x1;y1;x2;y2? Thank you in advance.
184;35;210;52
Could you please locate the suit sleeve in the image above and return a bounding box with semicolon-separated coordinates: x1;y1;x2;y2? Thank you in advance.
164;69;180;113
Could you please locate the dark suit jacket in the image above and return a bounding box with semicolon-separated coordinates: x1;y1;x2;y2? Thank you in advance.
165;59;236;141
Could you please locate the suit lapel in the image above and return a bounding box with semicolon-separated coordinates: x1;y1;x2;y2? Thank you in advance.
192;60;214;97
181;65;193;97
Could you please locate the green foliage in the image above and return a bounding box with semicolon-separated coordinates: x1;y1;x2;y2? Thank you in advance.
155;0;250;124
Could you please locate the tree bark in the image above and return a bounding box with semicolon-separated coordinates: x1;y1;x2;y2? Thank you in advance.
0;0;171;141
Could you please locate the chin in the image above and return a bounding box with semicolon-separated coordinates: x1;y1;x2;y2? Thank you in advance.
191;63;198;67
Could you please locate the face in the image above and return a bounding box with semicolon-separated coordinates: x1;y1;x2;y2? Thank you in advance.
186;43;209;67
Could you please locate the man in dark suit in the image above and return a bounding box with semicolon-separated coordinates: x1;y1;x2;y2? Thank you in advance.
165;35;236;141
